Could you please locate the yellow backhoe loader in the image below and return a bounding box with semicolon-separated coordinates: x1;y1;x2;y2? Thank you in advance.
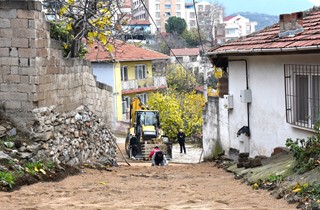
125;97;172;160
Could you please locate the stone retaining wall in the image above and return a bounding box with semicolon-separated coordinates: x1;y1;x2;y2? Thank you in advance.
0;0;114;131
0;105;117;166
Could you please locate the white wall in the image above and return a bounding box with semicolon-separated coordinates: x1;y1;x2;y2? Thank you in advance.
227;54;320;157
92;63;115;88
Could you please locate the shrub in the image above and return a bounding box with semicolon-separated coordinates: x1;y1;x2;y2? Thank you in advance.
0;171;15;188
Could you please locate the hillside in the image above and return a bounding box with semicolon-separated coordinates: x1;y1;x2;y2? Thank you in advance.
231;12;278;31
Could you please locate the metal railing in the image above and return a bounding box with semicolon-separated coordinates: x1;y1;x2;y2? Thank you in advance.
121;76;167;91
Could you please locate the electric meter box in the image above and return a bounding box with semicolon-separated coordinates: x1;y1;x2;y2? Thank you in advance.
240;89;252;103
223;95;233;109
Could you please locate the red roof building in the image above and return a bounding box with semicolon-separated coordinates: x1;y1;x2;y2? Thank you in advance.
208;8;320;57
86;41;169;62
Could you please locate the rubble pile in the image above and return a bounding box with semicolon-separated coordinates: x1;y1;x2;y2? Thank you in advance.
0;105;117;166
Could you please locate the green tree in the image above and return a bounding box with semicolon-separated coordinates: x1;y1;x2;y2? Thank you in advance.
43;0;127;57
165;16;187;35
181;28;205;47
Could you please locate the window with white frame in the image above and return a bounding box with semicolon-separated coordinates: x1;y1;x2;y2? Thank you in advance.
285;64;320;129
136;93;148;104
135;64;147;79
156;12;160;18
165;4;171;9
176;12;181;17
156;4;160;10
176;4;181;10
122;96;130;114
121;66;128;81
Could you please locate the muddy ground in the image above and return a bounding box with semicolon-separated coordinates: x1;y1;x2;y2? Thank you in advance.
0;138;297;210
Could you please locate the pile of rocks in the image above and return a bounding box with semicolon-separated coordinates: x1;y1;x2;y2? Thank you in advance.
0;105;117;166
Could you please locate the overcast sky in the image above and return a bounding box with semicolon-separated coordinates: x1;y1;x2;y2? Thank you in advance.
212;0;319;15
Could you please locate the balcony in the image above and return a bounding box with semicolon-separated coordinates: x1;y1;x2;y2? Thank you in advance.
121;76;167;93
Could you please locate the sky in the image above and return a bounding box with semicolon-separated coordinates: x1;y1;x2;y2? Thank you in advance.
213;0;320;15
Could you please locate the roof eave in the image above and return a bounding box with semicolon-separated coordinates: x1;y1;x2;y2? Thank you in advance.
207;45;320;56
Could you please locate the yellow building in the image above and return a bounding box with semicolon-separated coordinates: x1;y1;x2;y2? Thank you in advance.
86;41;169;131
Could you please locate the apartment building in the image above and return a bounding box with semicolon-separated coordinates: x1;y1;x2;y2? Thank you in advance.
224;14;257;41
131;0;186;34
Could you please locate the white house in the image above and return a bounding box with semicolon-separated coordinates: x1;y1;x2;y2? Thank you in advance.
204;9;320;159
170;48;202;72
223;14;257;42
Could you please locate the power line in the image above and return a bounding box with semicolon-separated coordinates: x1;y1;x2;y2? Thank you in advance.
138;0;190;72
192;0;205;54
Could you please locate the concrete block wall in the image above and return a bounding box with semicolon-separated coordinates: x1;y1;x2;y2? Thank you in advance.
202;96;229;160
0;0;113;129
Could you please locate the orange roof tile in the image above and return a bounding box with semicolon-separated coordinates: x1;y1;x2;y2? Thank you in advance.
171;48;200;56
129;20;151;25
208;7;320;56
223;15;236;21
86;40;169;62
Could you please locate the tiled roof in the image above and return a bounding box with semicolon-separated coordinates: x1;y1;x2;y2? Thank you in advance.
86;41;169;62
122;0;131;8
208;7;320;56
171;48;200;56
223;15;236;22
129;20;151;25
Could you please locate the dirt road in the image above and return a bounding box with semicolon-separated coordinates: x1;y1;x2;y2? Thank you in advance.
0;162;296;210
0;137;297;210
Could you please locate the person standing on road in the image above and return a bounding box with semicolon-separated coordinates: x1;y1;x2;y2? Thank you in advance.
177;129;186;154
130;133;139;159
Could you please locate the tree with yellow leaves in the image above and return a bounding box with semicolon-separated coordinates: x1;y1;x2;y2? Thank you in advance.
147;90;205;140
166;64;197;93
43;0;128;57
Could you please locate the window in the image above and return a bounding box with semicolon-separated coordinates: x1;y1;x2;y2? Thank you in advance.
198;5;203;11
121;66;128;81
165;4;171;9
156;12;160;18
165;12;171;16
176;4;181;10
135;64;146;79
122;96;130;114
205;5;210;11
176;12;181;17
226;28;237;35
285;64;320;129
190;56;197;62
156;4;160;10
136;93;148;104
189;20;196;27
156;20;160;26
189;12;195;18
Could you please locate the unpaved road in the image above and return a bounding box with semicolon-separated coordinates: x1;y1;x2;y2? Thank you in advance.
0;138;297;210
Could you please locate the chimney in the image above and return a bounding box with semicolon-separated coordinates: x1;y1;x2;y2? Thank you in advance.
279;12;304;37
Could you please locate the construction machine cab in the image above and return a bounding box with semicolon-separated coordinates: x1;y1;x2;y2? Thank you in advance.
125;97;172;160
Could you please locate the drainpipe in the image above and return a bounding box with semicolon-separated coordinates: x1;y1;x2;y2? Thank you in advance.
229;59;250;134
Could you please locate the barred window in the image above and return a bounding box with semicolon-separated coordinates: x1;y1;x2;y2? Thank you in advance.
285;64;320;129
